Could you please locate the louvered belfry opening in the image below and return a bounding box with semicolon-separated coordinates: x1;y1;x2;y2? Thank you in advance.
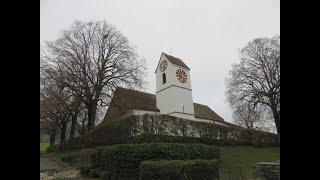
162;73;166;84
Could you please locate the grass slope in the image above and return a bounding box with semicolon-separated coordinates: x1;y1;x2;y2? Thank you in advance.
40;143;49;153
220;146;280;179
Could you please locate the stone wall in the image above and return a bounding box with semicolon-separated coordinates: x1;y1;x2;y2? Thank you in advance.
253;161;280;180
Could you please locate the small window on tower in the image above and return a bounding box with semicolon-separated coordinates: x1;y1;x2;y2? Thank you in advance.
162;73;166;84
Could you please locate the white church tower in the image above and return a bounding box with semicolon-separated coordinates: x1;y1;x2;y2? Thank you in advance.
155;52;195;120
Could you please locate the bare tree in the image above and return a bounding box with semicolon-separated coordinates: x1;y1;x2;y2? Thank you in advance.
41;56;58;146
232;102;265;129
226;36;280;134
76;108;89;136
41;58;79;143
40;73;65;145
67;97;83;139
43;20;145;130
40;97;59;146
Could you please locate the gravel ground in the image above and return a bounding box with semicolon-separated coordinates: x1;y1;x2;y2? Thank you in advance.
40;169;81;180
40;157;81;180
40;157;69;171
40;155;101;180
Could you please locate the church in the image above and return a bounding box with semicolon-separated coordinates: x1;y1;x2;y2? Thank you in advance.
103;52;234;128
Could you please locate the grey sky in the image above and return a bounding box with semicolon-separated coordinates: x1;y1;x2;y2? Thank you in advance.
40;0;280;123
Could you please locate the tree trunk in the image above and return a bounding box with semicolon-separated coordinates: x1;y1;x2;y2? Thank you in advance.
69;114;78;139
49;132;56;147
87;103;97;130
60;120;67;143
271;108;280;134
81;119;86;135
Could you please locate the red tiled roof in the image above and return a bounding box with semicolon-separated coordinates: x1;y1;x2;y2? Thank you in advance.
162;52;190;69
102;87;225;125
101;87;159;125
193;103;224;121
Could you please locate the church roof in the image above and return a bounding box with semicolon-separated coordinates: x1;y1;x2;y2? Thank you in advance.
102;87;225;125
193;103;224;121
162;52;190;69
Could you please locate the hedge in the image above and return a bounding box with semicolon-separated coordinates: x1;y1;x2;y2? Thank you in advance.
131;135;250;146
139;160;219;180
88;143;220;180
48;114;279;152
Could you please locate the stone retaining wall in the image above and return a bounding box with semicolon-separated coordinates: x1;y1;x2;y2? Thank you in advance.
253;161;280;180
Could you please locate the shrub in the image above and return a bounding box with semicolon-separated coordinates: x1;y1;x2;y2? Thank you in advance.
139;160;219;180
90;143;220;180
50;114;279;152
80;165;93;175
78;148;95;164
131;135;243;146
61;148;95;166
61;152;79;164
89;168;101;178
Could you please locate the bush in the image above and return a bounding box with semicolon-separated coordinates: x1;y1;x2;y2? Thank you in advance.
131;135;243;146
80;165;93;175
89;168;102;178
61;148;95;166
61;152;79;164
139;160;219;180
90;143;220;180
50;114;279;152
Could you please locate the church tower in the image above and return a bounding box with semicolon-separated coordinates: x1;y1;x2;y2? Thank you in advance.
155;52;195;120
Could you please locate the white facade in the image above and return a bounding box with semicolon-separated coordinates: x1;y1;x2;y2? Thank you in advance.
155;53;195;120
129;109;159;116
129;109;229;126
214;121;229;127
194;117;215;123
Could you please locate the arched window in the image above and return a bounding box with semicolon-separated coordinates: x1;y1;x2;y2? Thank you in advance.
162;73;166;84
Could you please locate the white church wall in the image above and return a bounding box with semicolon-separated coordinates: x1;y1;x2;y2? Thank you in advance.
131;109;159;116
156;55;170;91
170;112;195;120
214;121;230;127
157;86;195;120
194;118;230;127
124;109;230;129
193;118;230;127
156;54;192;92
122;109;159;119
156;53;195;120
194;117;215;123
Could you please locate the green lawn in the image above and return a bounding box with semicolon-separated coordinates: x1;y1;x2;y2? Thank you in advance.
219;146;280;179
40;143;49;153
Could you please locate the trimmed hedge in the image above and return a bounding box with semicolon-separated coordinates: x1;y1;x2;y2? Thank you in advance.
89;143;220;180
131;135;249;146
139;160;219;180
48;114;279;152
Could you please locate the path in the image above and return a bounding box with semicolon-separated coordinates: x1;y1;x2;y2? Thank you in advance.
40;156;80;180
40;157;69;171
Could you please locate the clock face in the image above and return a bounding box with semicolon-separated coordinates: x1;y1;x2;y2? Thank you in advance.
176;69;187;83
159;60;168;72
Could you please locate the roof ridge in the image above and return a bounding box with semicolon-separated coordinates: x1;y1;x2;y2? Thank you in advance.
115;87;155;96
161;52;190;69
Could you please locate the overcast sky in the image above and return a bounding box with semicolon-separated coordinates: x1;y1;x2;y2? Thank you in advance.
40;0;280;123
